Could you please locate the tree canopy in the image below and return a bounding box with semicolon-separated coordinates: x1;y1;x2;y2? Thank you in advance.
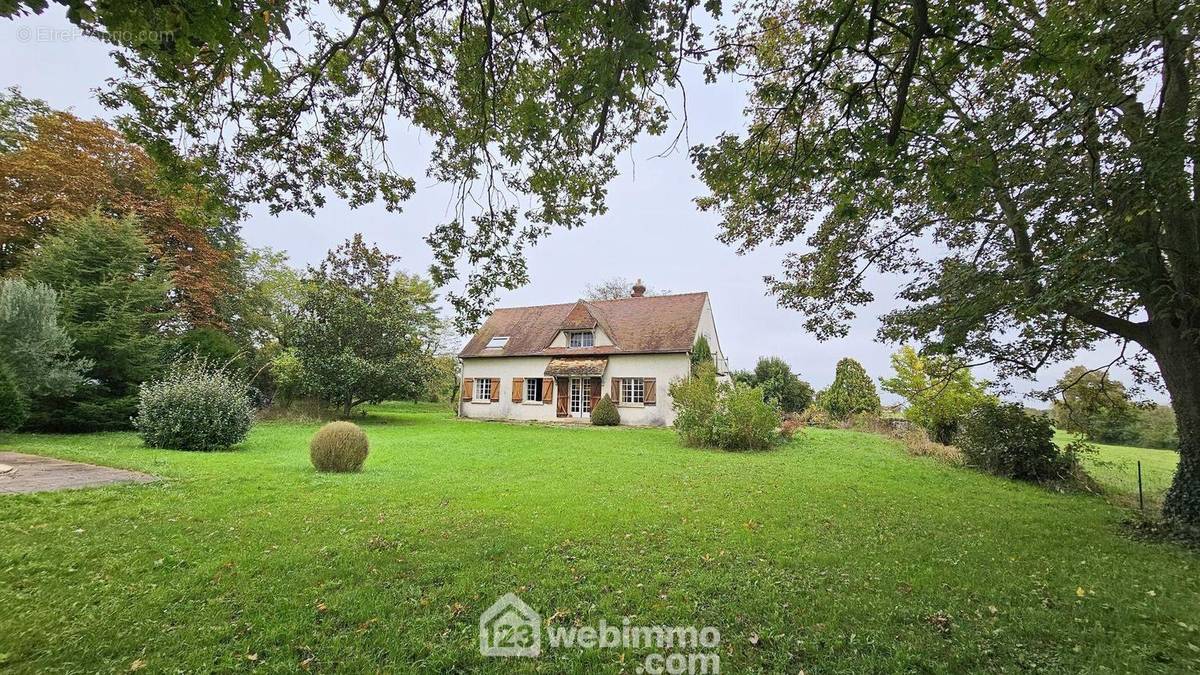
292;234;442;417
881;345;991;444
0;92;237;326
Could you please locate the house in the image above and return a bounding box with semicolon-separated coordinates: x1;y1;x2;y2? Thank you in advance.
457;281;728;426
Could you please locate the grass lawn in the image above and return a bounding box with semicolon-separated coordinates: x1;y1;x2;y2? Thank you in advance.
1055;431;1181;511
2;403;1198;673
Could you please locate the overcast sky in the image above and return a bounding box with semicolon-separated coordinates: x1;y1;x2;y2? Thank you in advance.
1;10;1161;404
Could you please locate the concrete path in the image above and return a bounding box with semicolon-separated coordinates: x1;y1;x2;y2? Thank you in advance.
0;452;156;494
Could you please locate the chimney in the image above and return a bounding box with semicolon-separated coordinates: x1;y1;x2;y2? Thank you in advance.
631;279;646;297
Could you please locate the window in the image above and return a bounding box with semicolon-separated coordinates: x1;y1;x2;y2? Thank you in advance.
485;336;509;349
524;377;544;402
568;331;594;348
474;378;492;401
620;378;645;404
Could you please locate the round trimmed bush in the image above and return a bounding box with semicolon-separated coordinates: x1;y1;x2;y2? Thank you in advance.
310;421;369;472
0;362;29;432
591;394;620;426
134;359;254;451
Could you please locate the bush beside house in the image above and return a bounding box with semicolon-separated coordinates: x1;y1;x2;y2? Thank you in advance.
591;395;620;426
671;365;782;451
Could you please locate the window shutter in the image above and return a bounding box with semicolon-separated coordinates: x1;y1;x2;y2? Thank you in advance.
512;377;524;403
462;378;473;401
610;377;620;401
542;377;554;404
589;377;602;411
555;377;569;417
644;378;657;405
489;378;501;402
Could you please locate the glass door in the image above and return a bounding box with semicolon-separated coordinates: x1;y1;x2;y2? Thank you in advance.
568;377;592;417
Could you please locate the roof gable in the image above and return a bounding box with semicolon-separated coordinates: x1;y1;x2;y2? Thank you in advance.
561;301;599;330
460;292;708;358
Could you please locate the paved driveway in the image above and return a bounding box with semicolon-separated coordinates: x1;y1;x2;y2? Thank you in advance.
0;452;156;494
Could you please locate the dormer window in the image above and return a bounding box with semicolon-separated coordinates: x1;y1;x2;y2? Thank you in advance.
568;331;594;348
485;336;509;349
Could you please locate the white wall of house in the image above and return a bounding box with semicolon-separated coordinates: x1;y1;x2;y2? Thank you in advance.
459;353;690;426
694;296;731;376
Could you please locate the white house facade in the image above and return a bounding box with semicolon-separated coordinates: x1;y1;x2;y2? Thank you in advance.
458;282;727;426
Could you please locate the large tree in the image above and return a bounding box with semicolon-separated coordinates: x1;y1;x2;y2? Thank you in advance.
690;2;1200;527
292;235;441;417
22;213;173;431
0;92;237;326
1053;366;1139;445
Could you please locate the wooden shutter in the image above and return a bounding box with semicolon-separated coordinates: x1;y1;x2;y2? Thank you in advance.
644;378;657;405
489;378;501;402
555;377;569;417
512;377;524;403
461;378;473;401
542;378;554;404
589;377;602;411
610;377;621;402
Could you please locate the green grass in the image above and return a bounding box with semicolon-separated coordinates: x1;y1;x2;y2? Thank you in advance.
1;403;1198;673
1055;431;1180;510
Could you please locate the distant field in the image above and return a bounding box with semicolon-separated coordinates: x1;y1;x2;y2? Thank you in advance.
1055;431;1180;510
1;404;1197;673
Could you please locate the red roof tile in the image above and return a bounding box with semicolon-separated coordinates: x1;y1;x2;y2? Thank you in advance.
460;292;708;358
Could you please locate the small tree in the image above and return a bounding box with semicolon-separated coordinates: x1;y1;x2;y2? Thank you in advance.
753;356;813;413
591;394;620;426
880;346;991;444
690;336;713;374
0;278;90;399
1052;367;1138;444
818;358;880;421
292;235;441;417
959;401;1076;483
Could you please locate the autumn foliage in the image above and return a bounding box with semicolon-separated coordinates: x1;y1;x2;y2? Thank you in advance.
0;111;231;326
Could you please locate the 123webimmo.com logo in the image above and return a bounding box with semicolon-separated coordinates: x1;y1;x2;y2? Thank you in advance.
479;593;720;674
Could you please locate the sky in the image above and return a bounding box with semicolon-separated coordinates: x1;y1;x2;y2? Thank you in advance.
0;9;1161;405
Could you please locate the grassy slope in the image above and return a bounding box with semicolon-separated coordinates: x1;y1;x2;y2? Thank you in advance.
0;404;1196;673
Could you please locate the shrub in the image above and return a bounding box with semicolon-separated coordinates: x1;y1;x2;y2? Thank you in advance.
310;421;370;472
671;366;783;451
780;416;804;440
798;405;834;428
957;400;1074;482
818;358;881;420
670;364;720;446
591;394;620;426
0;362;29;432
134;359;254;451
710;384;782;451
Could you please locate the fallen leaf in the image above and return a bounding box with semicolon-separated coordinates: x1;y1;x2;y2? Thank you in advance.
1076;587;1086;598
129;659;147;672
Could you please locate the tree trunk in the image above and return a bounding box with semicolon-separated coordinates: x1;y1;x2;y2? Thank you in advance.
1151;328;1200;528
342;394;353;419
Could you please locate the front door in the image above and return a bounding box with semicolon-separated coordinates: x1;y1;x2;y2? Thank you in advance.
568;377;591;417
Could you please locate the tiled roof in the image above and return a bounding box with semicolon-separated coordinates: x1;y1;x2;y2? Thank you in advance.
544;357;608;376
460;292;708;358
